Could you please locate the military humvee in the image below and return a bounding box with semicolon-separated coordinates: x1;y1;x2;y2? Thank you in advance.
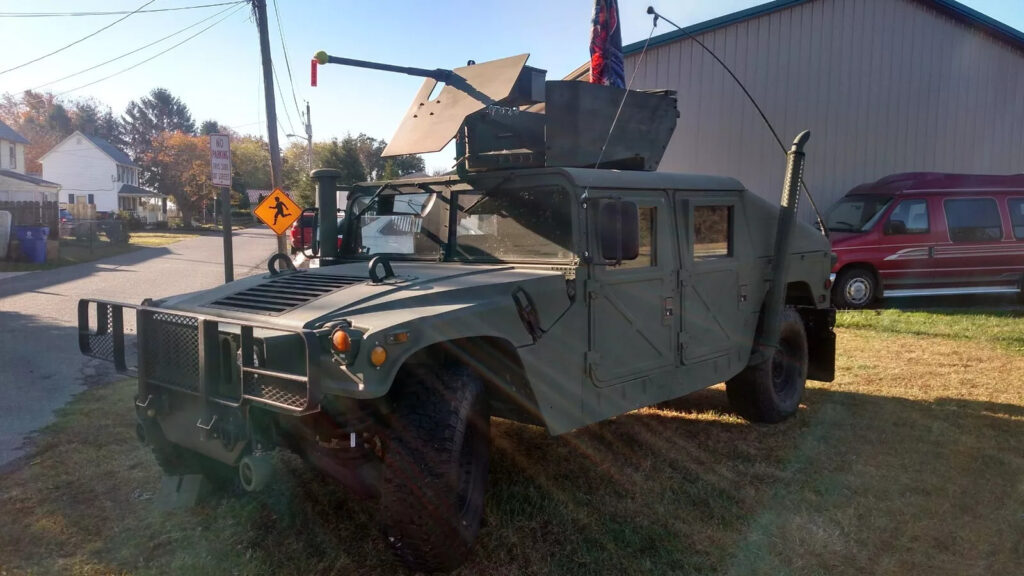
78;53;835;572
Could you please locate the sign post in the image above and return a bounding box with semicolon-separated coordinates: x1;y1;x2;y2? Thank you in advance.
210;134;234;282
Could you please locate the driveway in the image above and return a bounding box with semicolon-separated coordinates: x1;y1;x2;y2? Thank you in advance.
0;228;279;467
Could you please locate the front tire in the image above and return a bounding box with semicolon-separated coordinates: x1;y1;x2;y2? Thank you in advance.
727;308;809;423
833;267;877;309
381;366;490;573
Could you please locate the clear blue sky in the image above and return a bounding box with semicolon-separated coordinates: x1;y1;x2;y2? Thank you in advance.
1;0;1021;172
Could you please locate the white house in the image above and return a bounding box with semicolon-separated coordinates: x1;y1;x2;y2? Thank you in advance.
40;130;166;222
0;119;60;203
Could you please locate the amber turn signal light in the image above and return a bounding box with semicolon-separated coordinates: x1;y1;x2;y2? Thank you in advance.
370;345;387;367
331;329;351;353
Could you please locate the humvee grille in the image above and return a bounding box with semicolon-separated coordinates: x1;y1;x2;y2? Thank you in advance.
144;312;200;392
206;271;365;315
243;373;307;410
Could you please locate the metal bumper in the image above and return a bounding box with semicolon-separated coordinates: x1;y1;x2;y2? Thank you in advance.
78;298;322;415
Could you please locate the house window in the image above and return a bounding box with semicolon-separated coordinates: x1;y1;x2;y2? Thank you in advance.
693;205;732;259
87;194;95;205
944;198;1002;242
9;145;15;170
68;193;75;204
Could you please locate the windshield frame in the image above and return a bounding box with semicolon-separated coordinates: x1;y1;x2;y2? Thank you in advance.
340;180;579;265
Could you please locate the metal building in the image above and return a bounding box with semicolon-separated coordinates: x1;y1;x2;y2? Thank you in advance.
589;0;1024;219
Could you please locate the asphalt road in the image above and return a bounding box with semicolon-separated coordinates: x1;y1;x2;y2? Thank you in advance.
0;228;279;467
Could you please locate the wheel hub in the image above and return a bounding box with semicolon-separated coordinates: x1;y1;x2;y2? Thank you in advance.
845;278;870;304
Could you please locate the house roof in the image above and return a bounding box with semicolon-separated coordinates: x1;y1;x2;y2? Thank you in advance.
0;120;30;145
117;183;164;198
0;169;60;188
39;130;137;168
623;0;1024;55
83;134;136;167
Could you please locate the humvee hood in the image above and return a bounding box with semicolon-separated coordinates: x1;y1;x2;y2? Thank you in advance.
155;261;569;330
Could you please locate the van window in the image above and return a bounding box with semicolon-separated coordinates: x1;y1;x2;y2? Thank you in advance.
1009;198;1024;240
885;199;929;234
944;198;1002;242
693;205;732;259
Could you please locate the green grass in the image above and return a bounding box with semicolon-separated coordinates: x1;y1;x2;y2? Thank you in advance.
0;323;1021;575
838;307;1024;354
0;231;199;272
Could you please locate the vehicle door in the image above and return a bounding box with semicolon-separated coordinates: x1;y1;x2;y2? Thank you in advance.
874;197;934;290
586;192;677;386
678;195;748;371
935;196;1015;288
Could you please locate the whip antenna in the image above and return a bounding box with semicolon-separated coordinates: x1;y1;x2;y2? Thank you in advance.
646;6;828;236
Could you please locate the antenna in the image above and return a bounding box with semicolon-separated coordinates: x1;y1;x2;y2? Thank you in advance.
646;6;828;236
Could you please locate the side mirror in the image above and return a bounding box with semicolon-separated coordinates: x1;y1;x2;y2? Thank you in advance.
884;219;907;235
598;200;639;264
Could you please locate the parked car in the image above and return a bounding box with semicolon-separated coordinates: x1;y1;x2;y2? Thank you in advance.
827;172;1024;308
59;209;74;223
289;211;345;255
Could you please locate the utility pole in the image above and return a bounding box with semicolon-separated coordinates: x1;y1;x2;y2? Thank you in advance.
253;0;287;255
304;101;313;172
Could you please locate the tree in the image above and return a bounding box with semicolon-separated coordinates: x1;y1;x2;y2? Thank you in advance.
145;132;213;228
231;136;272;190
199;119;224;136
0;91;71;172
70;98;119;142
121;88;196;188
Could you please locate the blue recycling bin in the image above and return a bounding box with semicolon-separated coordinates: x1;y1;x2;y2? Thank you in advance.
12;226;49;264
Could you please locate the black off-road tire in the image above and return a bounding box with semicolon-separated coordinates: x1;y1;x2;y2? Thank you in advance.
381;366;490;573
727;308;809;423
833;267;877;309
140;417;240;492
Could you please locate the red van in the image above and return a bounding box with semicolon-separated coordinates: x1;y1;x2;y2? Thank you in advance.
827;172;1024;308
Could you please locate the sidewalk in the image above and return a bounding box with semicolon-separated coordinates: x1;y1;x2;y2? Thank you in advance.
0;271;30;281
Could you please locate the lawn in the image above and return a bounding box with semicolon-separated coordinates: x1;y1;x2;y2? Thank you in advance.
0;309;1020;575
0;231;199;272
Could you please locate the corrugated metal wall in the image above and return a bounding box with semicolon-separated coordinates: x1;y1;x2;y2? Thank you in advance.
626;0;1024;220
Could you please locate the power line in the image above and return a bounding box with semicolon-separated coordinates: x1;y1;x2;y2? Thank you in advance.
272;62;296;134
271;0;303;123
28;3;241;92
0;2;246;18
0;0;157;77
29;4;247;102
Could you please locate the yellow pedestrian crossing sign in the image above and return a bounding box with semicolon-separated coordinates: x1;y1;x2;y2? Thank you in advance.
254;188;301;235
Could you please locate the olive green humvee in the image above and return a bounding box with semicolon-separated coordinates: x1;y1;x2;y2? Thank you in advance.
78;54;835;573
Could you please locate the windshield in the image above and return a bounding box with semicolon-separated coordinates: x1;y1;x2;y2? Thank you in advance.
453;187;574;262
825;195;893;232
349;191;442;259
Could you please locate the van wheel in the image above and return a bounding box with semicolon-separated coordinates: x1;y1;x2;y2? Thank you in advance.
381;366;490;573
727;308;808;423
833;268;876;309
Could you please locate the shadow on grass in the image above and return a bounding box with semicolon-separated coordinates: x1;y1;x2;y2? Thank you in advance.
0;383;1020;576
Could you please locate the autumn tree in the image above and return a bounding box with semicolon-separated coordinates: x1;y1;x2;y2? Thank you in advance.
145;132;212;228
122;88;196;189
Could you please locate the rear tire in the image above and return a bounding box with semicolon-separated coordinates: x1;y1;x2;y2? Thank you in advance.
381;366;490;573
833;267;877;309
727;308;809;423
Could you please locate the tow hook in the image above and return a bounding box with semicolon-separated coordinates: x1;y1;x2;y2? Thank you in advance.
238;453;273;492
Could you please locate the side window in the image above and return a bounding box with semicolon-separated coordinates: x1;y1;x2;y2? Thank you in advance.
1009;198;1024;240
614;206;655;269
693;205;732;260
68;193;75;204
944;198;1002;242
9;145;15;170
87;193;95;205
885;199;929;234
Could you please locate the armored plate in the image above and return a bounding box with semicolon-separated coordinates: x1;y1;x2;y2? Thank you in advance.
383;54;532;157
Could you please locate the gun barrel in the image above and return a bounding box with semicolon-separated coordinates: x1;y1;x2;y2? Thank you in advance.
315;52;454;83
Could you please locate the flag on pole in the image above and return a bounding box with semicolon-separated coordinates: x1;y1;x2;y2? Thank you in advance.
589;0;625;88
